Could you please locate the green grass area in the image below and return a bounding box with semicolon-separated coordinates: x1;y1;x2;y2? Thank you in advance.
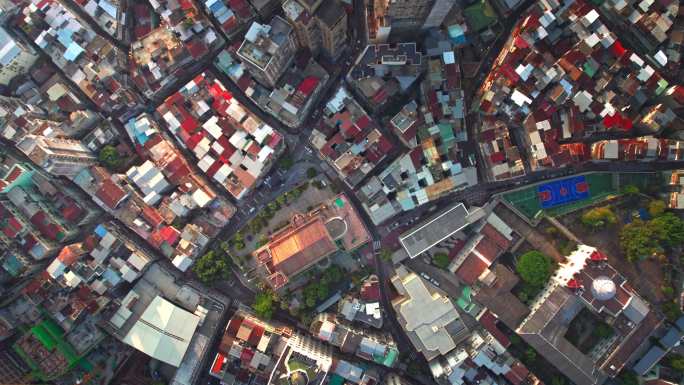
287;359;316;380
464;0;497;32
502;173;618;221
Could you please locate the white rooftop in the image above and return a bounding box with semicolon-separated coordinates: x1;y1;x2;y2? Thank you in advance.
122;295;200;367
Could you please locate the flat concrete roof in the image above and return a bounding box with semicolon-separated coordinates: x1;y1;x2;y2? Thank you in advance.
399;203;470;258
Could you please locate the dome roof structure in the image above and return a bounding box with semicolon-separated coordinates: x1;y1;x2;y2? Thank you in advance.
591;276;616;301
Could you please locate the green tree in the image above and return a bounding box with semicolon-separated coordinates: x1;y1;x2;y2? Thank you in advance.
267;201;280;212
98;145;121;170
307;167;318;178
663;301;682;322
516;251;553;288
192;251;231;284
432;253;450;269
621;184;640;195
379;249;393;262
619;220;663;261
669;354;684;373
594;323;613;339
253;291;275;319
648;200;666;217
523;347;536;363
316;283;329;300
550;377;567;385
276;195;286;206
662;285;675;299
323;265;343;283
616;370;639;385
278;155;294;170
581;207;617;230
651;212;684;248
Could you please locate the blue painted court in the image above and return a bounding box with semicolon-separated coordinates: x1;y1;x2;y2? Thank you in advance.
537;176;590;209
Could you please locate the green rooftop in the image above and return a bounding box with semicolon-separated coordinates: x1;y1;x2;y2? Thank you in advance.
464;0;497;32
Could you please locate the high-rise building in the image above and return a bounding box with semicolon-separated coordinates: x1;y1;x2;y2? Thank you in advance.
282;0;348;61
0;26;38;85
283;0;322;55
16;135;97;177
237;16;297;87
368;0;456;39
316;1;348;60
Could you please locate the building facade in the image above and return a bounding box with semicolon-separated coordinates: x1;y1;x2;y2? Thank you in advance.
0;27;38;86
16;135;97;177
237;17;297;87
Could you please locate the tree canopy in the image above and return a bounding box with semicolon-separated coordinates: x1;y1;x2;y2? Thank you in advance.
433;253;450;269
581;207;617;230
253;291;275;319
192;250;231;284
98;145;122;170
619;213;684;261
648;200;666;217
516;251;553;288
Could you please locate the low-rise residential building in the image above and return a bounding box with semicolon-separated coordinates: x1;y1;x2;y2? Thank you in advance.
310;86;394;187
215;48;329;128
203;0;256;39
130;26;195;99
0;160;98;283
357;72;479;225
210;307;336;385
73;0;125;41
477;118;525;181
73;117;235;271
254;194;370;290
348;43;424;110
448;211;517;286
591;136;684;161
148;0;223;64
18;0;143;115
311;313;399;367
665;169;684;209
338;274;383;329
157;72;285;199
475;0;678;175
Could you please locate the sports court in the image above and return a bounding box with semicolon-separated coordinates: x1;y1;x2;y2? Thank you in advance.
502;173;617;221
537;176;590;209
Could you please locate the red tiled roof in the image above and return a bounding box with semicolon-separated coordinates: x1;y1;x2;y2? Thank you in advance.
360;281;381;302
96;179;127;210
478;310;511;348
456;253;489;285
377;136;393;153
158;225;180;246
490;152;505;163
611;41;627;57
474;236;501;264
504;362;530;385
61;202;83;223
3;166;24;183
480;224;511;250
141;206;164;228
297;76;320;97
211;353;226;374
181;117;199;133
57;244;84;265
2;216;22;238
